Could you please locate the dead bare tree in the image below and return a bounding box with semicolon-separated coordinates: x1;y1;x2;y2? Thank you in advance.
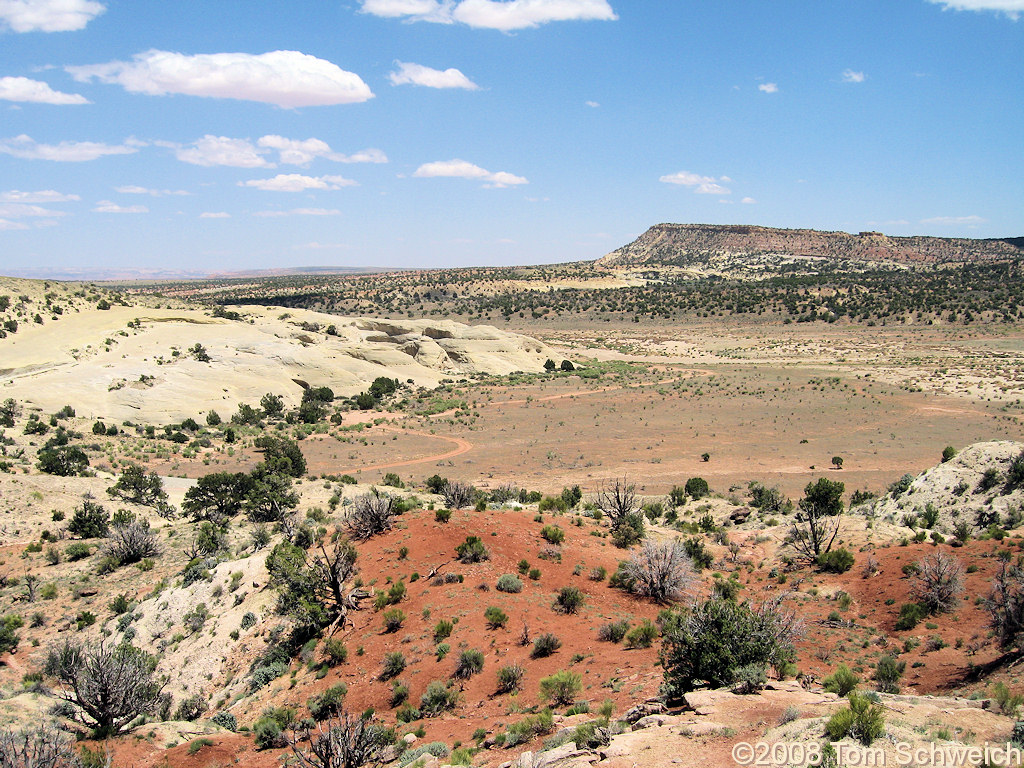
623;540;695;603
0;724;110;768
595;478;639;528
912;551;964;614
441;481;474;510
44;640;164;737
986;555;1024;649
288;713;394;768
345;489;395;541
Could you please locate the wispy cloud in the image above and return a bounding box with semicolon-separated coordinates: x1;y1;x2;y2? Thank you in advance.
0;0;105;32
0;76;89;104
240;174;357;192
841;69;866;83
0;189;79;203
389;61;479;89
252;208;342;217
115;185;189;196
0;203;67;218
257;135;387;165
200;211;230;219
0;134;141;161
921;215;986;226
93;200;148;213
361;0;617;30
758;82;778;94
741;197;757;204
413;159;527;187
659;170;731;195
926;0;1024;19
0;219;29;230
68;50;373;108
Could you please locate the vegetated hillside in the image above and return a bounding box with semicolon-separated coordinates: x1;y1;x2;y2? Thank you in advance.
599;224;1024;270
3;398;1024;767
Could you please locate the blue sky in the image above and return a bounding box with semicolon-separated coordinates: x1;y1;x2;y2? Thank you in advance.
0;0;1021;276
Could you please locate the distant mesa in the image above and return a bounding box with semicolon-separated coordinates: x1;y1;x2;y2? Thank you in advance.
598;223;1024;269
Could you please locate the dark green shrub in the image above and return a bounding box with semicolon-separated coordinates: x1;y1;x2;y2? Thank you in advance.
308;684;347;721
825;692;885;745
894;602;924;631
419;681;459;717
496;663;525;694
685;477;709;500
822;664;859;696
659;598;798;700
484;606;508;629
552;586;585;615
453;649;484;679
539;670;582;706
67;501;109;538
624;620;658;649
874;655;905;693
540;525;565;545
380;652;406;681
818;548;855;573
433;619;453;643
531;633;561;658
455;536;489;563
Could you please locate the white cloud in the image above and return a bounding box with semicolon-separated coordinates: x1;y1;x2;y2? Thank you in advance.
0;218;29;230
926;0;1024;18
115;185;188;196
0;202;66;218
585;100;600;107
361;0;617;30
0;0;105;32
741;197;757;204
0;134;141;161
240;174;357;192
200;211;230;219
659;170;731;195
0;189;79;203
361;0;454;22
93;200;148;213
168;135;271;168
256;135;387;165
253;208;342;217
68;49;373;109
841;69;866;83
389;61;479;89
413;158;527;187
0;76;89;104
920;215;986;226
758;82;778;93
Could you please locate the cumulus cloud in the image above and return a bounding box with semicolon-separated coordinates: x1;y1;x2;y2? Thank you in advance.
0;0;105;32
68;49;373;109
585;100;600;107
389;61;479;89
921;215;986;225
926;0;1024;18
93;200;148;213
758;82;778;93
0;76;89;104
841;69;866;83
413;159;527;187
252;208;342;217
0;189;79;203
361;0;617;30
200;211;230;218
240;174;357;192
167;135;270;168
0;134;141;161
257;135;387;165
115;185;188;196
659;170;732;195
741;197;757;204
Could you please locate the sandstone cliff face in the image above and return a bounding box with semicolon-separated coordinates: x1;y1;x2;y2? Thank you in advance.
598;224;1023;268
